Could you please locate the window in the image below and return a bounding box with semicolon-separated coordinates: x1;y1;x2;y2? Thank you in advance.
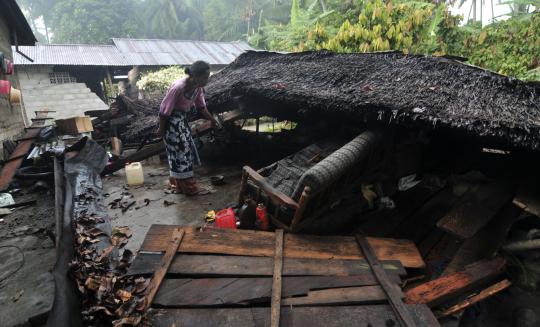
49;72;76;84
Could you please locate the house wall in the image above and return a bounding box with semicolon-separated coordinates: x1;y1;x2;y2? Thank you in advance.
0;16;27;160
17;66;108;121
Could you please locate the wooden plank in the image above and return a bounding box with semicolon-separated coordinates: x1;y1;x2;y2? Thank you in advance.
143;228;184;311
128;254;406;277
394;188;461;243
438;279;511;317
282;286;389;306
0;112;48;191
437;181;515;239
443;203;521;275
154;275;388;307
405;257;506;307
513;180;540;217
140;225;425;269
243;166;299;210
150;305;441;327
271;229;284;327
356;234;417;327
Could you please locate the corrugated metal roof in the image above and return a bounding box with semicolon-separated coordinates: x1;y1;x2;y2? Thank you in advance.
112;38;253;66
13;39;254;66
112;39;253;66
13;44;131;66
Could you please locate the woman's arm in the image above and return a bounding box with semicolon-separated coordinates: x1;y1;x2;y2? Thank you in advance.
200;106;218;126
195;88;218;127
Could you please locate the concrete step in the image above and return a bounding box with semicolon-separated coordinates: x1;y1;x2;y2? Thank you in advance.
23;92;94;101
24;99;107;111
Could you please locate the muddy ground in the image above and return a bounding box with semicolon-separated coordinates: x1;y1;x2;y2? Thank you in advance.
0;183;56;326
103;156;242;254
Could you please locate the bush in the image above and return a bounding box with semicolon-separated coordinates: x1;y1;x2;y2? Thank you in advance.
137;66;186;93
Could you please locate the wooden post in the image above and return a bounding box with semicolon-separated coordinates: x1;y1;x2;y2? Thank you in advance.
271;229;284;327
53;157;64;250
106;68;114;98
290;186;311;232
238;167;249;207
356;234;417;327
143;228;185;311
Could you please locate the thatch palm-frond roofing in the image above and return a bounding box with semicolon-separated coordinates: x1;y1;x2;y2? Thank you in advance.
206;51;540;150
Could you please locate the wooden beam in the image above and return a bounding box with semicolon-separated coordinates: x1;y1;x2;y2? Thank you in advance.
438;279;511;317
443;202;521;275
143;228;185;311
393;188;461;243
150;305;441;327
290;186;311;231
154;275;397;307
282;286;389;306
356;234;417;327
128;254;406;277
102;141;164;175
271;229;284;327
437;181;515;239
140;225;426;269
243;166;299;210
404;257;506;307
513;180;540;217
238;168;249;206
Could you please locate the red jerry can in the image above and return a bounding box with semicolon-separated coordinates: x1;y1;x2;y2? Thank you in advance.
215;208;237;229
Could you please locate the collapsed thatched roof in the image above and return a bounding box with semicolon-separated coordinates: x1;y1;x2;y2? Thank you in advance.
205;51;540;151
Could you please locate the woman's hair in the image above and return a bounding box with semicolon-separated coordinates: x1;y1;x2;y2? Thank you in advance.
185;61;210;77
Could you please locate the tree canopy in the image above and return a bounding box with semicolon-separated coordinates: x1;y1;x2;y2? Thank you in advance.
15;0;540;80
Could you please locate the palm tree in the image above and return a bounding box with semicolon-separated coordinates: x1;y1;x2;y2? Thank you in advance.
146;0;204;39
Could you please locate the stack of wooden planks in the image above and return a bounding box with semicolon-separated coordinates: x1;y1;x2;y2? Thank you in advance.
130;225;440;327
361;178;518;319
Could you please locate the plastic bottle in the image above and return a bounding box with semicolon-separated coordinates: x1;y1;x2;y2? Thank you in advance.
125;162;144;186
256;204;269;231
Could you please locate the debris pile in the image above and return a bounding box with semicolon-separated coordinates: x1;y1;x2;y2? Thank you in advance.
70;205;148;326
50;138;151;326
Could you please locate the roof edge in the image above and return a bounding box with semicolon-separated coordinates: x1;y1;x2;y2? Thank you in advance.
3;0;36;45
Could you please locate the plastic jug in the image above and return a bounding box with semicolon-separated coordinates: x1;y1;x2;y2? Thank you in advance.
125;162;144;186
215;208;237;229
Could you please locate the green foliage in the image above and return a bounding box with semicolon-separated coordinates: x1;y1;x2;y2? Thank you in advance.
15;0;540;81
251;0;337;50
252;0;540;80
46;0;138;44
143;0;204;40
137;67;186;93
305;0;461;54
17;0;293;43
460;12;540;78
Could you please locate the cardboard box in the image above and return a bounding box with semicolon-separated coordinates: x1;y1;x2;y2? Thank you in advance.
55;116;93;135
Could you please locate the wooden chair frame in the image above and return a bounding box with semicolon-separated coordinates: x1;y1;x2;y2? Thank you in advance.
238;166;311;232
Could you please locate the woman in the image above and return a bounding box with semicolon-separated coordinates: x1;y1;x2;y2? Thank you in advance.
158;60;217;195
